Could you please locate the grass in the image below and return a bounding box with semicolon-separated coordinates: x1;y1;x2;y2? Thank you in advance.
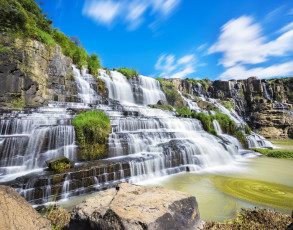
251;148;293;159
46;206;70;230
190;111;248;147
176;107;192;116
149;104;174;111
221;101;234;112
72;111;111;160
186;78;209;90
117;67;138;79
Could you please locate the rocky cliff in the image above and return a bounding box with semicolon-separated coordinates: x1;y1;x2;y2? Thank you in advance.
165;77;293;139
0;34;78;108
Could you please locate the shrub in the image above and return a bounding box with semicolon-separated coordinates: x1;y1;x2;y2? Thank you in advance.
212;113;236;134
234;131;248;148
88;53;101;76
47;206;70;230
192;112;213;133
72;111;111;160
176;107;191;116
117;67;138;79
221;101;234;111
210;129;218;137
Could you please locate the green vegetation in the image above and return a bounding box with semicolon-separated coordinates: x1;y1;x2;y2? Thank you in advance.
186;78;209;90
46;206;70;230
11;93;26;110
176;107;191;116
72;111;111;160
251;148;293;159
190;111;248;147
221;101;234;111
117;67;138;79
156;78;185;108
245;124;252;135
0;0;101;71
149;104;174;111
203;209;292;230
46;156;73;173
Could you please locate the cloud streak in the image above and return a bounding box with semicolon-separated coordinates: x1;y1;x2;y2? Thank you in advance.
155;54;196;79
209;16;293;80
82;0;181;30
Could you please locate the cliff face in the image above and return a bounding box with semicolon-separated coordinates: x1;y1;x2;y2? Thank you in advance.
166;77;293;139
0;34;78;108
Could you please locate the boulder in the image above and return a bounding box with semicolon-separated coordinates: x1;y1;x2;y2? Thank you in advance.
70;183;201;230
157;100;168;106
0;185;51;230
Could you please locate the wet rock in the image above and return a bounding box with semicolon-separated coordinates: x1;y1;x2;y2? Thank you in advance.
70;183;200;230
0;185;51;230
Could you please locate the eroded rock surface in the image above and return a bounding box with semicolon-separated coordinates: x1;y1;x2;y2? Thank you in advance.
0;185;51;230
70;183;200;230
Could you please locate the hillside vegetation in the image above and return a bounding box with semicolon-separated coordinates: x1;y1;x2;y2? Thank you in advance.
0;0;101;75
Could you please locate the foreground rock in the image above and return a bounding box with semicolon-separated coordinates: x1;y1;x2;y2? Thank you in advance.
0;185;51;230
70;183;201;230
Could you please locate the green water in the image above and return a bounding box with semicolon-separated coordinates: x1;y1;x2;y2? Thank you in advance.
144;157;293;222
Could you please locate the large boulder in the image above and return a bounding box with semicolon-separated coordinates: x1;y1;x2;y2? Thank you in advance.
0;185;51;230
70;183;201;230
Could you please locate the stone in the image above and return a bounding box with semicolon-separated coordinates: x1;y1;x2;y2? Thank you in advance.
46;156;74;171
0;185;51;230
157;100;168;106
70;183;201;230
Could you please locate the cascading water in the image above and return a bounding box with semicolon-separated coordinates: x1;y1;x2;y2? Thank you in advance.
0;65;269;205
262;82;271;100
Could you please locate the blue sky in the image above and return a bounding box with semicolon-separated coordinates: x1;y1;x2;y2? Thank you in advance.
41;0;293;80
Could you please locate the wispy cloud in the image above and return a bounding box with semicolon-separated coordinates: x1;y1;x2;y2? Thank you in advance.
209;16;293;80
155;54;196;78
82;0;181;30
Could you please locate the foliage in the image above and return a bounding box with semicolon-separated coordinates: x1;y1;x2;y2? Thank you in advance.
88;53;101;76
221;101;234;112
0;0;101;70
117;67;138;79
156;78;185;108
149;104;174;111
234;130;248;148
51;162;70;173
176;107;191;116
47;206;70;230
186;78;209;90
72;111;111;160
245;124;252;135
209;129;218;137
191;111;247;146
251;148;293;158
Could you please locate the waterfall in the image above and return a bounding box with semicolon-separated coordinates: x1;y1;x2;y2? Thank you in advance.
246;132;274;149
262;82;271;100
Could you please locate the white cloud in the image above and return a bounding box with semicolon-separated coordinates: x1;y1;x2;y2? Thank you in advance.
219;61;293;80
155;54;196;78
82;0;121;25
279;22;293;33
82;0;181;30
209;16;293;80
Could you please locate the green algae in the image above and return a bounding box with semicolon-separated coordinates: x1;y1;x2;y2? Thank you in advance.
211;176;293;211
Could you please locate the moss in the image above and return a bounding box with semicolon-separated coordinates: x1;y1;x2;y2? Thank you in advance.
11;93;26;110
251;148;293;159
176;107;191;116
72;111;111;161
156;78;185;109
186;78;209;90
221;101;234;112
245;124;252;135
234;130;248;148
149;104;173;111
46;206;70;230
117;67;138;79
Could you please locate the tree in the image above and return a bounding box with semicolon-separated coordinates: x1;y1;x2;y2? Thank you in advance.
70;36;81;46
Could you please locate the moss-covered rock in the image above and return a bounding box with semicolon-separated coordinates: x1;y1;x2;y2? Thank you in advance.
72;111;111;161
46;156;73;173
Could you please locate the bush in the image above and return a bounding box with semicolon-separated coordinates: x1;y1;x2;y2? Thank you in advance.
210;129;218;137
72;111;111;160
176;107;191;116
47;206;70;230
192;112;213;133
88;53;101;76
212;113;236;134
221;101;234;111
234;130;248;148
117;67;138;79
